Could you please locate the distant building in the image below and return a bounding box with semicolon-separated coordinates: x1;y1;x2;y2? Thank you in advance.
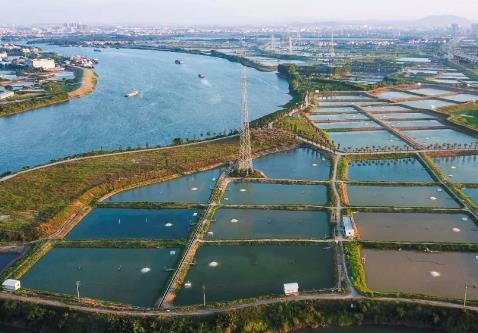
451;24;460;36
0;91;14;100
0;51;7;60
2;279;21;292
472;24;478;36
26;58;55;70
343;216;356;239
283;282;299;296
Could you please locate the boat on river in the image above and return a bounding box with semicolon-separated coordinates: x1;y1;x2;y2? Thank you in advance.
175;59;184;64
198;74;206;79
125;90;139;97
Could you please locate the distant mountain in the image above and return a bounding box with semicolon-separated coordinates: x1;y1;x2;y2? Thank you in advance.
413;15;473;28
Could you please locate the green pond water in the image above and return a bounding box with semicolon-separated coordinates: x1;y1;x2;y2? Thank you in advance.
106;168;220;204
174;245;335;305
347;185;460;208
354;212;478;243
253;148;331;180
329;131;409;151
66;208;200;240
22;247;180;307
433;156;478;184
0;253;18;272
363;249;478;300
403;129;478;147
206;209;330;240
297;326;436;333
464;188;478;204
222;183;328;206
347;158;433;182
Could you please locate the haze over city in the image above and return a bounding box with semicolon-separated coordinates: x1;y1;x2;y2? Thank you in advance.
2;0;478;25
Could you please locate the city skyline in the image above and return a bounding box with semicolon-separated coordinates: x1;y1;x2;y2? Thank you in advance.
2;0;478;25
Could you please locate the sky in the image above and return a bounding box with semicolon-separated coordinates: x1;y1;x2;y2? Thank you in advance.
1;0;477;25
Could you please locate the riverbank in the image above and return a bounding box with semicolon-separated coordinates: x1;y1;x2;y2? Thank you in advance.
67;66;97;99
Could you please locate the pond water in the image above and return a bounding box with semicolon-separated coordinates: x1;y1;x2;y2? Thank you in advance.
174;244;335;305
253;148;331;180
222;183;328;206
329;131;409;151
433;155;478;183
464;188;478;204
347;158;433;182
106;168;220;204
401;99;457;110
354;212;478;243
375;113;437;120
396;58;431;63
310;113;369;121
403;129;478;147
0;253;19;271
363;249;478;300
315;107;357;113
375;91;418;100
0;46;290;173
319;95;372;101
66;208;200;240
408;88;454;96
296;326;437;333
318;121;381;130
384;120;444;128
206;208;330;239
22;247;180;307
347;185;460;208
361;105;411;112
443;94;478;103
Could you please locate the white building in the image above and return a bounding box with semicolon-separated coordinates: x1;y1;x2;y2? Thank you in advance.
2;279;21;292
283;282;299;296
343;216;356;239
0;51;7;60
27;58;55;71
0;91;14;100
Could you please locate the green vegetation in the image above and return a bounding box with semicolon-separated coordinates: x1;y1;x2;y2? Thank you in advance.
276;115;333;148
0;130;296;241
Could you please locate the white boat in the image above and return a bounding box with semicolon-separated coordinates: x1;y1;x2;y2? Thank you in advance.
125;90;139;97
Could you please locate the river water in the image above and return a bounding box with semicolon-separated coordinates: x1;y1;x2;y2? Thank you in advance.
0;46;290;173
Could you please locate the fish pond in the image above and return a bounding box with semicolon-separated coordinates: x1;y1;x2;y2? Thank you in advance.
403;129;478;147
433;155;478;183
347;158;433;182
21;247;181;307
206;208;330;240
329;131;409;151
174;244;335;305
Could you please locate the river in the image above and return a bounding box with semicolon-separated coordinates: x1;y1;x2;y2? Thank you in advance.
0;45;290;173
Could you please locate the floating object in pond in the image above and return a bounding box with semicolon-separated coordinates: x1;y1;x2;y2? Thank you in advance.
118;218;121;224
437;188;443;192
193;212;198;216
429;271;441;277
184;281;192;288
170;250;176;255
448;174;454;177
312;163;318;167
451;166;457;169
212;177;216;181
207;231;214;236
191;187;199;191
224;197;229;201
475;256;478;261
429;196;437;200
165;223;173;227
240;188;247;192
230;218;239;223
462;217;469;221
117;265;122;271
452;227;461;233
209;261;219;267
141;267;151;273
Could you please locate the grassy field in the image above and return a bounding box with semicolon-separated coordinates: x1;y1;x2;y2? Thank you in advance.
439;102;478;130
0;130;297;242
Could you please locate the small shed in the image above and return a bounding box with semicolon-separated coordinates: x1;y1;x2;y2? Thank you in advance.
283;282;299;296
2;279;20;292
343;216;356;239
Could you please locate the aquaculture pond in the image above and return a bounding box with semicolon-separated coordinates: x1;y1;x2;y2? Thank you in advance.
222;183;328;206
375;91;418;100
464;188;478;205
408;88;454;96
0;46;291;173
362;249;478;300
375;113;437;120
443;94;478;103
206;209;330;240
401;99;457;110
296;326;438;333
346;185;460;208
66;208;200;240
315;107;357;113
433;155;478;183
106;168;220;204
354;212;478;243
309;113;369;121
319;94;372;100
317;121;381;130
22;247;181;307
362;105;411;112
329;131;409;151
347;158;433;182
403;129;478;147
174;244;335;305
384;120;444;128
253;147;330;180
0;253;19;271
